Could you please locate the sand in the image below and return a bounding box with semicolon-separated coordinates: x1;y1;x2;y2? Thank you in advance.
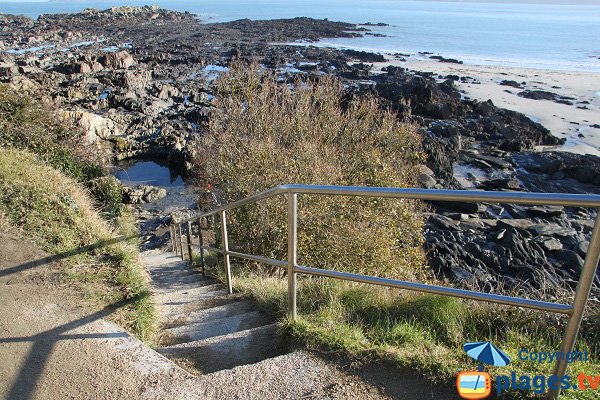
371;57;600;156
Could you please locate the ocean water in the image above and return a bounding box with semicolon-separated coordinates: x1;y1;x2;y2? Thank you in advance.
1;1;599;72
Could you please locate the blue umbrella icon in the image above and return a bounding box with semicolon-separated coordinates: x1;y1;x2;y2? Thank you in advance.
464;341;511;367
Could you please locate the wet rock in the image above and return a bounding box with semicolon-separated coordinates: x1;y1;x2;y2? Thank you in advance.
123;185;167;204
430;55;463;64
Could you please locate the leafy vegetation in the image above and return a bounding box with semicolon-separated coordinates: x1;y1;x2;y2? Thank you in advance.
0;85;122;220
195;62;425;279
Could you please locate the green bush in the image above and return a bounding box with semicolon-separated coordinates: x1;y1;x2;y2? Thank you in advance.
88;175;124;220
195;63;425;279
0;85;122;219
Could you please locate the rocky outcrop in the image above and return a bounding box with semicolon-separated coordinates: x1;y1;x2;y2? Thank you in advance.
123;185;167;204
426;211;599;293
64;109;122;143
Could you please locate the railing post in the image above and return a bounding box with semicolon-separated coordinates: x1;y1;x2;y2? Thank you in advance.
220;210;233;294
548;209;600;399
186;221;193;264
198;218;206;276
170;223;177;254
287;191;298;319
178;223;185;260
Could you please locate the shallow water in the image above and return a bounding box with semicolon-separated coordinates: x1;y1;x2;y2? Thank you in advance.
2;1;599;72
113;159;197;211
113;160;184;188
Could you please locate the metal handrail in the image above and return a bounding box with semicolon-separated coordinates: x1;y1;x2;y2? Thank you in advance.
171;184;600;400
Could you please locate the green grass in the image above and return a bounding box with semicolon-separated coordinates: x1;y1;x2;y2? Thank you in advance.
0;85;122;221
0;149;155;342
212;264;599;399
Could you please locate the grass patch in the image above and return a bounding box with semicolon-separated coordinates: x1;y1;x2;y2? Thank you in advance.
0;149;155;342
216;266;599;399
0;85;122;221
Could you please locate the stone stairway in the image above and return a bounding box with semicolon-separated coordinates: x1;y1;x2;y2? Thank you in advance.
142;250;287;374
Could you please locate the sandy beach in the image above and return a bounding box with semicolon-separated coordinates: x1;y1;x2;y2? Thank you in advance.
373;58;600;156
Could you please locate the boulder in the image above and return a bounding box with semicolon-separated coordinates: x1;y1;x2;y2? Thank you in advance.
64;109;122;143
98;50;135;69
123;185;167;204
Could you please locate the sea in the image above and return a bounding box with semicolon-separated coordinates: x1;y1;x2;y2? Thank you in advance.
1;0;599;72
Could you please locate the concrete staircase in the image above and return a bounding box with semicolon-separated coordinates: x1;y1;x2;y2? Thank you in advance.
142;250;287;374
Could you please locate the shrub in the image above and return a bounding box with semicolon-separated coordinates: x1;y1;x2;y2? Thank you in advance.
0;85;122;219
195;63;425;279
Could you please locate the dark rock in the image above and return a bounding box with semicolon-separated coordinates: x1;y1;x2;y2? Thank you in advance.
429;214;461;231
575;241;589;258
525;206;565;218
499;80;521;88
478;177;522;191
553;249;585;275
342;49;385;62
430;55;463;64
518;90;556;101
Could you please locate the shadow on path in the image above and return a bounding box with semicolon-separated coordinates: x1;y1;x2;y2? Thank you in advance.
0;235;137;278
0;235;138;400
0;300;134;400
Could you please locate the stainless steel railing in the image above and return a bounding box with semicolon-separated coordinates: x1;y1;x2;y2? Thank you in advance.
170;184;600;399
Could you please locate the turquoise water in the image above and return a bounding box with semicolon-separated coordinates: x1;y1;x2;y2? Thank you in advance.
1;1;599;71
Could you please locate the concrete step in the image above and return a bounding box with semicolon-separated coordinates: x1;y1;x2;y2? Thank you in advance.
150;272;208;285
157;289;229;315
165;310;273;343
163;300;256;328
154;284;225;304
153;280;218;296
143;251;186;268
156;324;286;374
159;292;247;318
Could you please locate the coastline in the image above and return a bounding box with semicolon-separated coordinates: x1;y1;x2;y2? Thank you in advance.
369;57;600;156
